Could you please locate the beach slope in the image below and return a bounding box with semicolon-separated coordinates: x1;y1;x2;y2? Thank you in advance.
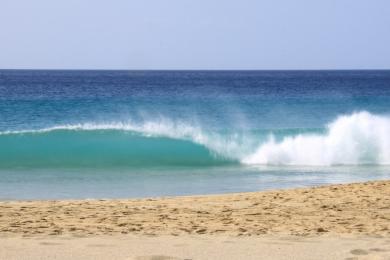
0;180;389;259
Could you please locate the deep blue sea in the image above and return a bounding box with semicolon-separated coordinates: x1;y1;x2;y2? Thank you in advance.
1;70;390;199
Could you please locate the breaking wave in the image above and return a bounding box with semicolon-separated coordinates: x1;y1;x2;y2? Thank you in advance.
1;111;389;167
243;111;390;166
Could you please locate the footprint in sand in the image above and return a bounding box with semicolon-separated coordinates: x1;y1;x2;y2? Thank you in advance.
369;248;388;252
39;242;63;246
350;249;369;255
134;256;186;260
86;243;115;247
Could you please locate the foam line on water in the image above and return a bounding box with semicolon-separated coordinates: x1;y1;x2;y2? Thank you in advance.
0;120;255;162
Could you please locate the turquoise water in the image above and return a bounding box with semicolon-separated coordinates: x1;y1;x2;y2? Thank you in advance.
1;70;390;199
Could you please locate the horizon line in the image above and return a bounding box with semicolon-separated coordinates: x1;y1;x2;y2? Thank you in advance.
0;68;389;72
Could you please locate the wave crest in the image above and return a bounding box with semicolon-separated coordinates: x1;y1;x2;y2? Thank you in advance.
2;111;390;167
243;112;390;166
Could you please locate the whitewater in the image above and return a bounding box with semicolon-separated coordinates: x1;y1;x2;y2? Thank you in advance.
1;111;390;167
244;111;390;166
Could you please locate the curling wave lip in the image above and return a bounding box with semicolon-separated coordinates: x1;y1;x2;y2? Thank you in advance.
1;111;390;167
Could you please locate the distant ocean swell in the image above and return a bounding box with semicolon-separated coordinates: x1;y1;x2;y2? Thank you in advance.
1;111;389;168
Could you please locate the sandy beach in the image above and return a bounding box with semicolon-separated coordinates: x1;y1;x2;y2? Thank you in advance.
1;180;389;259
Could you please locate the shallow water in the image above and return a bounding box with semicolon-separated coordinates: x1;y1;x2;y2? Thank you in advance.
1;165;390;200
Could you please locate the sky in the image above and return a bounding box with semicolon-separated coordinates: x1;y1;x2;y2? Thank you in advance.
0;0;389;70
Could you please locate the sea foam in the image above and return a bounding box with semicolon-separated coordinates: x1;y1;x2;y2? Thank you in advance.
243;111;390;166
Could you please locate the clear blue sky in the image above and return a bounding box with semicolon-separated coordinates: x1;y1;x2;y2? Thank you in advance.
1;0;389;70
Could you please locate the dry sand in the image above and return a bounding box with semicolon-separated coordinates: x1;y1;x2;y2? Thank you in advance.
0;180;389;259
1;234;390;260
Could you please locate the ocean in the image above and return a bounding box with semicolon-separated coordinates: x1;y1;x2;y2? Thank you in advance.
1;70;390;199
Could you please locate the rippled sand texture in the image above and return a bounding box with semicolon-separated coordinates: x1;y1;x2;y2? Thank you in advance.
0;180;389;237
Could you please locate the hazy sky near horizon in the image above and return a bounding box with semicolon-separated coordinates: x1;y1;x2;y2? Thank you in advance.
1;0;389;70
